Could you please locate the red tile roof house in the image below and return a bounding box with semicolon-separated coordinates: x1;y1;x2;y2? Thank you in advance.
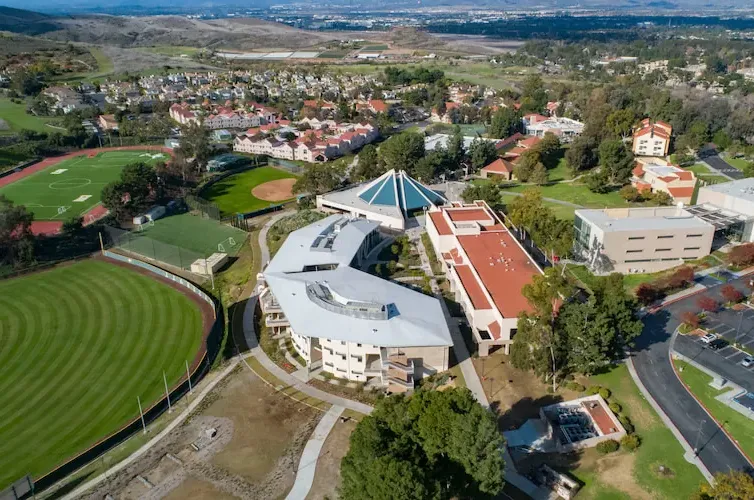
631;159;696;204
480;158;516;180
425;201;543;356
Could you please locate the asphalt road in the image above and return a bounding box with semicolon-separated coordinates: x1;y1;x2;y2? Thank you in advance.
633;277;753;475
702;154;743;180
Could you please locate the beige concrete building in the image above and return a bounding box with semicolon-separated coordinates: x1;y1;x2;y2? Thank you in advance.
631;159;696;204
258;215;452;392
574;207;715;273
632;119;672;157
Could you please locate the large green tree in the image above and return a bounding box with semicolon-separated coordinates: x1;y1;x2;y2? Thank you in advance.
379;131;425;173
352;144;383;182
693;470;754;500
293;162;341;195
598;139;634;184
468;139;498;172
565;136;598;175
488;107;520;139
340;389;505;500
0;195;35;267
461;182;502;208
101;162;158;218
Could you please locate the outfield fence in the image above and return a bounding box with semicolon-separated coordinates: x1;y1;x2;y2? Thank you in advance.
186;194;221;220
269;157;304;174
30;251;223;495
103;225;206;271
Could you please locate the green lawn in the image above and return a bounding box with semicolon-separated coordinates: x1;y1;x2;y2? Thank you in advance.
0;259;204;488
500;182;629;208
0;97;61;135
0;150;168;220
500;193;575;220
566;264;686;294
674;360;754;459
582;365;705;499
115;213;248;268
548;157;571;182
200;166;297;216
722;156;750;171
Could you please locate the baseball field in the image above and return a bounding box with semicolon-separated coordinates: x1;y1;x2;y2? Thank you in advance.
0;150;168;221
200;166;298;216
0;259;206;488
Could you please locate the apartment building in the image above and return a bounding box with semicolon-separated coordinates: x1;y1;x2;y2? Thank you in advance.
204;109;261;130
631;159;696;204
524;116;584;142
573;207;715;273
632;119;672;157
258;215;453;392
169;103;199;125
425;201;543;356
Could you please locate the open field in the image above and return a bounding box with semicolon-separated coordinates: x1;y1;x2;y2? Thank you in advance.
138;45;203;57
0;259;205;488
200;166;297;216
114;213;247;269
674;360;754;459
500;182;630;208
0;149;167;220
0;97;61;135
500;193;576;221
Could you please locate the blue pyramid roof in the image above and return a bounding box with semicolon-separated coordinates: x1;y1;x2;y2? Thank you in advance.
357;170;446;213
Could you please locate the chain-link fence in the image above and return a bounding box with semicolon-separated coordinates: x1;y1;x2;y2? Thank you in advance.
186;195;221;220
104;225;204;271
269;157;304;174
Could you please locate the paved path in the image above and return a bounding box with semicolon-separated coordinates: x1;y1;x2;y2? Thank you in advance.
632;275;754;476
285;405;345;500
702;153;742;180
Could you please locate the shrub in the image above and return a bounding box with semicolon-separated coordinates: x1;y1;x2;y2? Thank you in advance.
622;422;635;434
567;382;586;392
587;385;602;395
599;388;611;400
596;439;620;454
727;242;754;267
609;402;622;414
621;434;641;451
697;296;719;312
322;371;334;380
680;311;700;329
721;284;744;304
635;283;659;305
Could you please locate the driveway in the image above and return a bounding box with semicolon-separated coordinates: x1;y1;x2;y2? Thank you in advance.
632;276;754;474
702;154;743;180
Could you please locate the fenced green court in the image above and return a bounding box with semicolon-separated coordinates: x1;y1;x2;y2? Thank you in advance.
0;150;168;220
108;213;248;270
199;166;297;216
0;259;204;488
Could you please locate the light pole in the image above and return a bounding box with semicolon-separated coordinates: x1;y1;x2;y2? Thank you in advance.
694;419;706;456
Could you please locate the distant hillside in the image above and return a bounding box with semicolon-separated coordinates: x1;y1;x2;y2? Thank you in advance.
0;7;349;50
0;6;60;35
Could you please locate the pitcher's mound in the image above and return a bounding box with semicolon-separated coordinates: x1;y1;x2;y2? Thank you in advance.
252;178;296;201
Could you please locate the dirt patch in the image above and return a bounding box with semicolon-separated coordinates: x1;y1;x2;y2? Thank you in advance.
306;419;356;500
79;367;321;500
251;178;296;202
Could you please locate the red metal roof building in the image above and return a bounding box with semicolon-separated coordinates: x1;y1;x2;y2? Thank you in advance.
425;200;543;356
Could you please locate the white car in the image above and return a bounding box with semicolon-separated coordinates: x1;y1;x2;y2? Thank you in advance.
700;333;717;344
741;356;754;368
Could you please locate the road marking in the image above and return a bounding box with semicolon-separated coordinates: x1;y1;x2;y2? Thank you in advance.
717;346;735;356
726;351;744;360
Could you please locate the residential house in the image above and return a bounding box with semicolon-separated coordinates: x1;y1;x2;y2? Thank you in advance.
632;119;672;157
631;159;696;204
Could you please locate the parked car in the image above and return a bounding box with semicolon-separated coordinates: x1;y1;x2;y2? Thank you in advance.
700;333;717;344
741;356;754;368
708;339;728;350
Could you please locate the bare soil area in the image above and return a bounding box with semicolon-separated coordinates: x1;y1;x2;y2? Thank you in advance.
305;419;356;500
80;367;321;500
251;178;296;202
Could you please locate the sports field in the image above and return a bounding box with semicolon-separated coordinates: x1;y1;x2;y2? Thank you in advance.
114;213;247;268
0;150;168;221
0;259;205;488
200;166;297;216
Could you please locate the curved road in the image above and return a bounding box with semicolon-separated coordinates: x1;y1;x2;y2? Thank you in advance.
633;279;753;475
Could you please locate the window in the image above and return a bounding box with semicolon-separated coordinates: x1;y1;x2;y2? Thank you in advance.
628;236;645;240
341;341;346;345
687;234;703;238
356;343;362;347
626;249;643;253
684;247;701;251
656;248;671;252
510;328;517;338
351;355;363;363
625;259;651;263
325;362;334;367
336;368;346;373
657;235;674;239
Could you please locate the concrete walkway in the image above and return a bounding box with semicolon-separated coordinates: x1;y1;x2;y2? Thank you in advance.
286;405;345;500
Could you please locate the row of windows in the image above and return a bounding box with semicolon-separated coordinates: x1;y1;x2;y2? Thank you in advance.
627;234;704;241
625;257;697;263
626;247;699;253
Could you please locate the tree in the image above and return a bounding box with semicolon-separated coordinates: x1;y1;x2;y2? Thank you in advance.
488;107;520;139
584;168;611;193
513;150;540;182
697;296;719;312
0;195;35;267
446;125;464;166
680;311;700;329
565;136;598;174
352;144;383;182
727;243;754;267
511;312;566;380
648;191;673;206
468;139;497;172
606;109;636;138
413;152;443;182
507;190;573;257
619;185;643;202
101;162;157;218
461;183;501;208
721;284;744;304
529;162;548;185
293;162;341;195
379;132;425;173
340;389;505;500
693;471;754;500
598;139;634;184
177;122;210;170
520;74;548;113
535;133;561;169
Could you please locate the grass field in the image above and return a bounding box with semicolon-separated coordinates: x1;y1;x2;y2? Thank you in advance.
0;259;204;488
200;166;297;216
674;360;754;459
0;150;168;220
317;50;350;59
0;98;61;135
500;182;629;208
582;365;705;498
116;213;247;268
137;46;202;57
722;156;749;171
500;193;576;220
